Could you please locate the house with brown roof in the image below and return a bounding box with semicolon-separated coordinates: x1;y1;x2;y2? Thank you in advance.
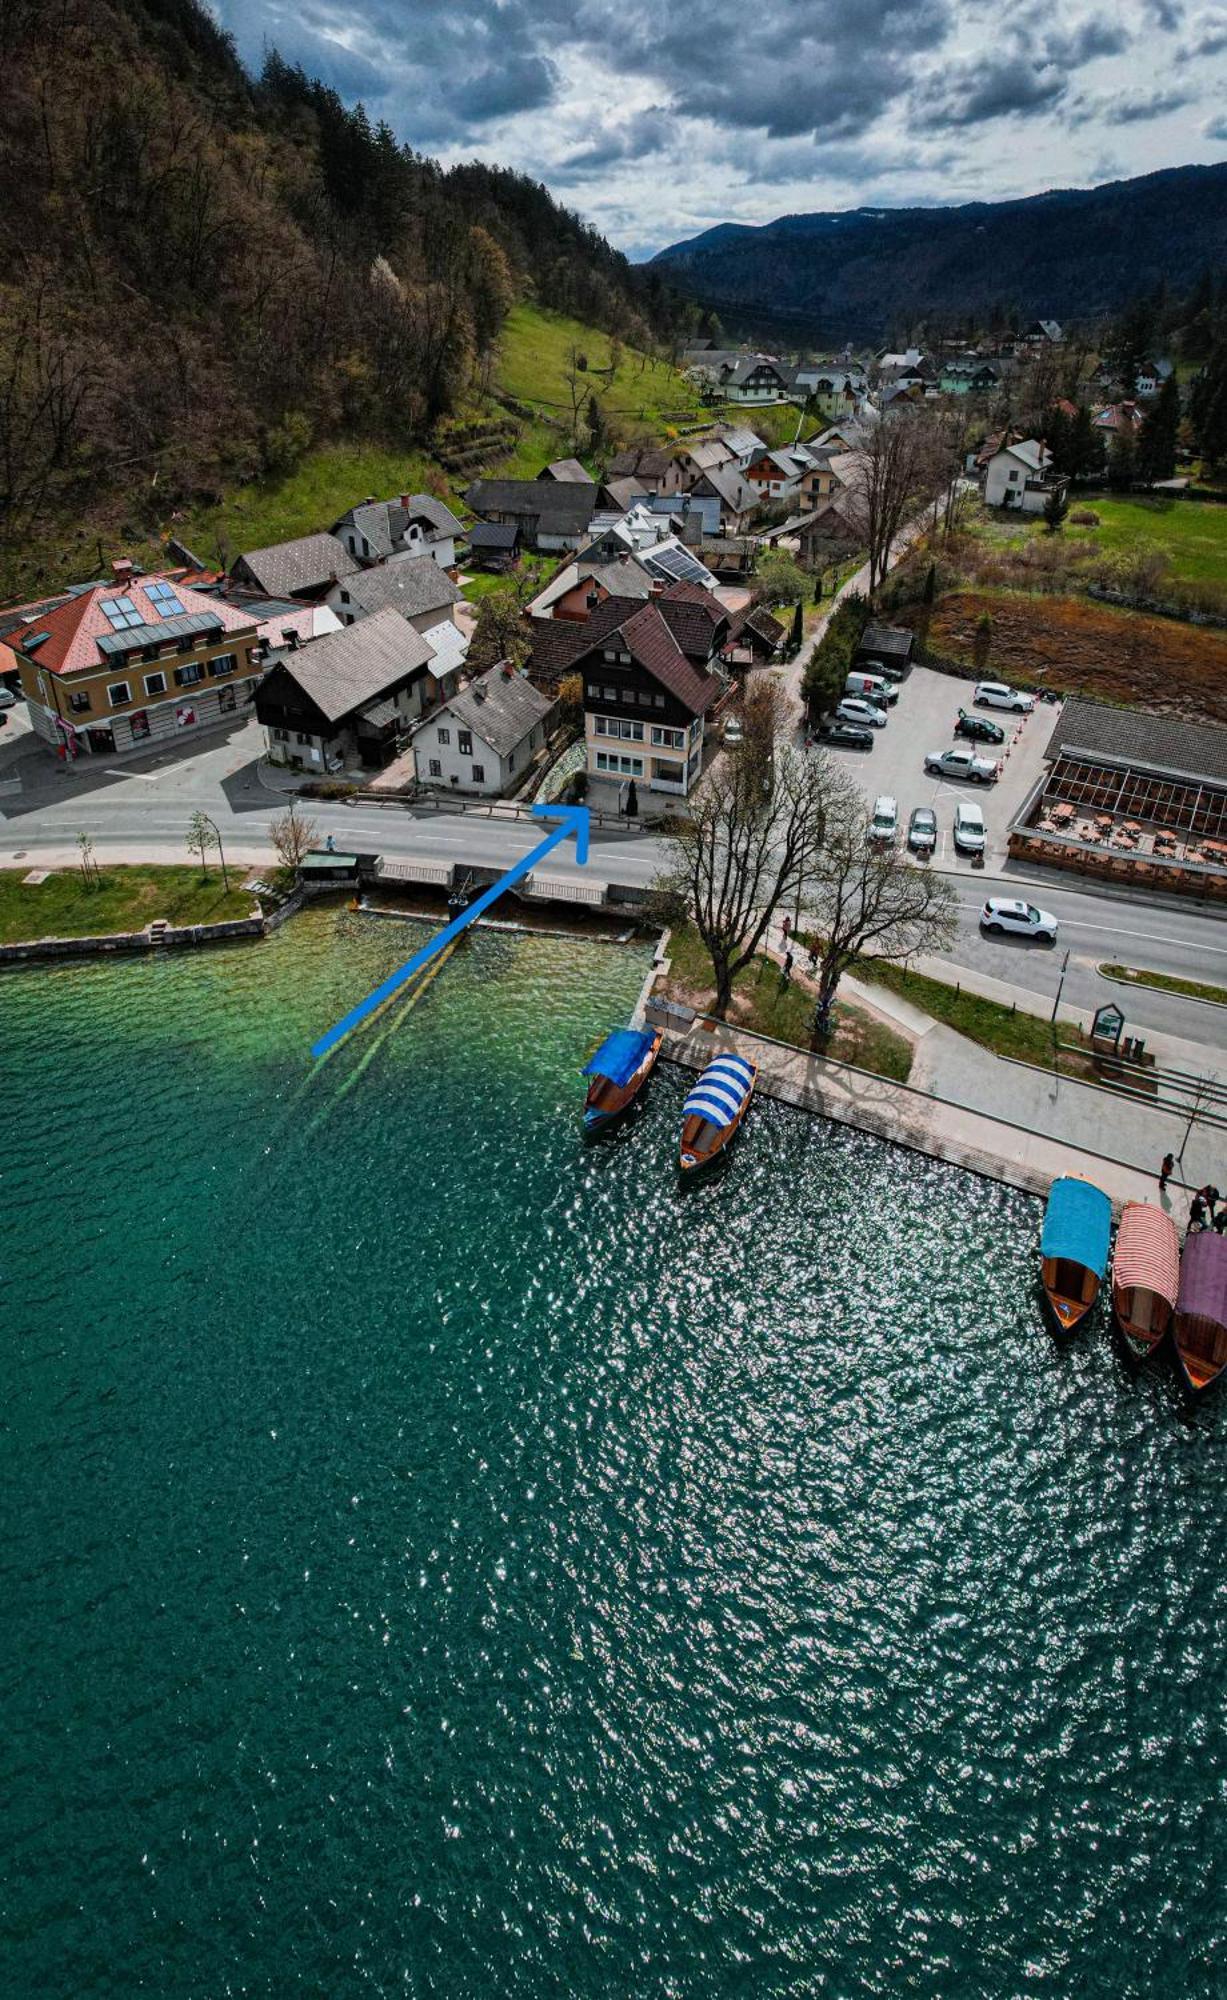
231;534;359;601
14;562;262;761
253;608;445;773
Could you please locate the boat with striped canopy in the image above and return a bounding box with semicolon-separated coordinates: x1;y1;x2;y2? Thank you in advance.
581;1026;662;1133
1040;1176;1112;1333
1111;1201;1180;1361
1173;1231;1227;1396
679;1051;757;1173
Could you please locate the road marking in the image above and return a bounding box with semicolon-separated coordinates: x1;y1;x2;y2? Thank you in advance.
104;767;163;782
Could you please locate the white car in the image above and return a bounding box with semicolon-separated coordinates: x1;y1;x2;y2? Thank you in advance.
980;897;1058;941
924;746;998;784
868;795;898;845
953;802;987;854
0;683;17;709
975;680;1035;713
723;717;744;746
837;697;888;728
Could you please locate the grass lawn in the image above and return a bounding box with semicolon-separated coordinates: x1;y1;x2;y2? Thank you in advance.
662;922;914;1082
1101;962;1227;1006
855;960;1099;1079
178;442;442;569
459;553;553;605
496;305;703;429
969;494;1227;585
0;865;257;944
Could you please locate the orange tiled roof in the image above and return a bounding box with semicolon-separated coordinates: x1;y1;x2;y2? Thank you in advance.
18;574;257;676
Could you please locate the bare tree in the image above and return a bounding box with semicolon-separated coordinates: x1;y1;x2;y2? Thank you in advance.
840;409;943;598
268;800;318;872
186;810;217;878
804;773;958;1037
652;683;831;1017
76;831;99;888
563;343;588;451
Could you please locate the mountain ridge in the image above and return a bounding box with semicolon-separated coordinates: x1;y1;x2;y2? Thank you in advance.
649;165;1227;338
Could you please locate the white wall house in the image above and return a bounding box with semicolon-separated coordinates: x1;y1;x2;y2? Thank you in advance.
411;662;555;797
983;440;1065;514
331;495;462;571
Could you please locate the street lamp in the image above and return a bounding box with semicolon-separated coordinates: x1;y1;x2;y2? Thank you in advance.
199;811;230;891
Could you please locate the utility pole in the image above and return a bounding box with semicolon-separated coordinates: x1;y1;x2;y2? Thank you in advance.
1050;949;1070;1024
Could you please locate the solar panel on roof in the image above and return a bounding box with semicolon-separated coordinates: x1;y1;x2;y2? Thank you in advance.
645;544;710;587
100;595;144;631
146;580;186;618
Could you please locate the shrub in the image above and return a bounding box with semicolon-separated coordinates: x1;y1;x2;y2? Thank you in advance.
1071;508;1100;526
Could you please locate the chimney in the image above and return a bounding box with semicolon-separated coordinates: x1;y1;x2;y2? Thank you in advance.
112;557;134;587
400;494;411;512
650;579;666;596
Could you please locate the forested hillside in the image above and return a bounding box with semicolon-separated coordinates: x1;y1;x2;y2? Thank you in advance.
651;166;1227;341
0;0;685;593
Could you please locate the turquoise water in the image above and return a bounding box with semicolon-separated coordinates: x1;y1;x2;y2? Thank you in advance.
1;906;1224;1998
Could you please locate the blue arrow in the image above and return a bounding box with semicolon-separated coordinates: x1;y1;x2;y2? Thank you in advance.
311;802;591;1059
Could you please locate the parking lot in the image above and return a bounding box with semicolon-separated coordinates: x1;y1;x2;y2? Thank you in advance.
817;663;1059;871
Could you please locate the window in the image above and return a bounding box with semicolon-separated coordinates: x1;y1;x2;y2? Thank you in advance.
99;595;143;632
142;645;160;663
340;590;350;605
637;692;652;707
437;726;450;745
471;764;485;783
296;731;313;745
271;726;289;742
585;682;601;699
145;580;185;618
144;671;167;696
68;690;91;714
652;725;685;750
1008;468;1020;483
654;694;665;708
107;681;130;708
129;709;150;741
457;730;473;755
621;689;638;706
174;663;203;687
429;757;442;777
209;654;236;678
603;685;617;701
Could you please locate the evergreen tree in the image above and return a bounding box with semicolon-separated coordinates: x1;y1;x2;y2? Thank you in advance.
1107;433;1136;491
1045;403;1073;476
1189;343;1227;470
1069;405;1104;478
1043;486;1070;532
1136;374;1180;483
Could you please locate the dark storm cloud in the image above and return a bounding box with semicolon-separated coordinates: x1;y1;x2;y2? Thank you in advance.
912;53;1068;129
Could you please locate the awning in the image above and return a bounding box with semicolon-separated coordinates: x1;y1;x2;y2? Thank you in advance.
1177;1231;1227;1326
582;1028;655;1087
1113;1202;1180;1306
1041;1176;1112;1275
683;1053;754;1128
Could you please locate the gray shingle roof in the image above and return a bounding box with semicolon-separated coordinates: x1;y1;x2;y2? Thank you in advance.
233;534;359;598
465;479;597;536
342;557;461;621
1046;699;1227;787
437;663;554;757
333;494;463;557
539;458;594;483
267;608;434;724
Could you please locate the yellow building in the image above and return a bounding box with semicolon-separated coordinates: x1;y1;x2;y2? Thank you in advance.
12;562;261;760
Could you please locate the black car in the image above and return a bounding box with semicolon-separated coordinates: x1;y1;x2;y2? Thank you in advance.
955;708;1005;745
817;720;874;750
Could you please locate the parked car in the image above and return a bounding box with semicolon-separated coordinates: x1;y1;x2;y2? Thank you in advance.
0;683;17;709
816;720;874;750
975;680;1035;713
869;795;898;846
924;747;998;784
845;670;898;706
955;708;1005;745
837;697;888;729
980;897;1058;941
953;802;987;855
860;655;908;684
723;717;744;746
907;805;937;855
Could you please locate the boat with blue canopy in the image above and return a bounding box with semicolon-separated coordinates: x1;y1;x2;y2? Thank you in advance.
581;1026;662;1133
1040;1175;1113;1333
679;1050;757;1174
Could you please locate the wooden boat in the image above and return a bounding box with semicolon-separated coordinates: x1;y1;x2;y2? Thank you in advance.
679;1051;757;1174
581;1026;662;1134
1173;1231;1227;1396
1040;1176;1112;1333
1111;1201;1180;1360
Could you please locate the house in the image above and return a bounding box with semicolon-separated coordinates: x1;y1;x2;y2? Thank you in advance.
231;534;359;602
1025;320;1064;344
526;552;656;622
573;596;724;800
717;356;794;405
598;474;649;511
464;478;598;550
796;449;841;510
677;436;737;484
715;424;767;470
745;447;807;502
983;438;1067;513
1135;360;1174;399
410;661;555;797
1093;400;1146;434
537;458;594;484
603;444;676;492
796;365;868;406
723;605;785;667
14;562;263;761
194;585;342;664
939;360;1001;395
791;494;863;568
331;493;464;571
255;608;445;772
689;463;758;534
465;522;521;572
327;556;462;641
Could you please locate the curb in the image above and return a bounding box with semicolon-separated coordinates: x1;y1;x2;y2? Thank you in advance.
1096;965;1227;1012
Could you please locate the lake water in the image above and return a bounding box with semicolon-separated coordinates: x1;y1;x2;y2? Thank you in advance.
2;906;1223;1997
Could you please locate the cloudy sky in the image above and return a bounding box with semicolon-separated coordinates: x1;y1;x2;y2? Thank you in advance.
214;0;1227;258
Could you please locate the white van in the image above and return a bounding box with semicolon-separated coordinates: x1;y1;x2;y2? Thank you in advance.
845;670;898;705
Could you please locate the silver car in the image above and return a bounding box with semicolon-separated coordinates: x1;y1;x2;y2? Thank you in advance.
907;806;937;854
974;680;1035;713
837;697;888;729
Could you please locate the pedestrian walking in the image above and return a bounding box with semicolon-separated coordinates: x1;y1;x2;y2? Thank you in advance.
781;914;791;942
1199;1183;1221;1222
1189;1193;1208;1234
1215;1206;1227;1236
780;949;794;986
807;942;819;976
1159;1152;1174;1191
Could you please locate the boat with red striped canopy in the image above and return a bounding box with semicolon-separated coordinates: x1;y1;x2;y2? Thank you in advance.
1111;1201;1180;1361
